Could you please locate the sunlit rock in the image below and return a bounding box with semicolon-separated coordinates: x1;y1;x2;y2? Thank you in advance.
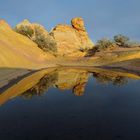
50;17;94;56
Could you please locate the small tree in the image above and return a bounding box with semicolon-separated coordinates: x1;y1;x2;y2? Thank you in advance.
114;34;129;47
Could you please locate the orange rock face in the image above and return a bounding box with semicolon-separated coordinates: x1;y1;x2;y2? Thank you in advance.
50;17;94;56
71;17;85;31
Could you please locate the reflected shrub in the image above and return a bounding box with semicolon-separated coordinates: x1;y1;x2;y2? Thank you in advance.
93;72;128;86
21;72;58;99
113;76;128;86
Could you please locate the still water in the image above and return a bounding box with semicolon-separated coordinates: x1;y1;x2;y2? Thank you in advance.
0;67;140;140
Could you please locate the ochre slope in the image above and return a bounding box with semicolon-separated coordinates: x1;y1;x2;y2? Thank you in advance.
0;20;55;69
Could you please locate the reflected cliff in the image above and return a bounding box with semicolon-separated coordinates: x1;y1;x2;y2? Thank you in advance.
0;67;140;105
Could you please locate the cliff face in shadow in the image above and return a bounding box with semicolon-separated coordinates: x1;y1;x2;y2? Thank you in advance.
0;67;140;105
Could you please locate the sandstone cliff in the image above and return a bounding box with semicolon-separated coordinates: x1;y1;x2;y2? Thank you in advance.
50;17;94;56
15;18;94;57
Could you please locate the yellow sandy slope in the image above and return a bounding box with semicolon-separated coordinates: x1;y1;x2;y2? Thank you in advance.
0;20;55;69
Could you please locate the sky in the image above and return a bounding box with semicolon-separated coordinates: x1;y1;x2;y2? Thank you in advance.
0;0;140;42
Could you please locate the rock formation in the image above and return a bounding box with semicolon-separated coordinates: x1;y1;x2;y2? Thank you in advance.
50;17;94;56
15;17;94;57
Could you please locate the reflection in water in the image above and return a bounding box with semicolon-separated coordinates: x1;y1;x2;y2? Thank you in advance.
93;72;128;86
55;69;89;96
0;67;140;140
21;71;58;99
21;69;89;98
0;67;140;105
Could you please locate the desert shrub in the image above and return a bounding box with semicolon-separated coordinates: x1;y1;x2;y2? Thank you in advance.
33;25;57;52
114;34;129;47
21;72;58;99
96;38;114;51
85;46;99;57
85;38;116;56
15;23;57;53
14;25;34;39
33;33;57;52
86;34;140;55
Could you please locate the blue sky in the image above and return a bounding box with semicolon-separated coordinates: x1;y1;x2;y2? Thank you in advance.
0;0;140;42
